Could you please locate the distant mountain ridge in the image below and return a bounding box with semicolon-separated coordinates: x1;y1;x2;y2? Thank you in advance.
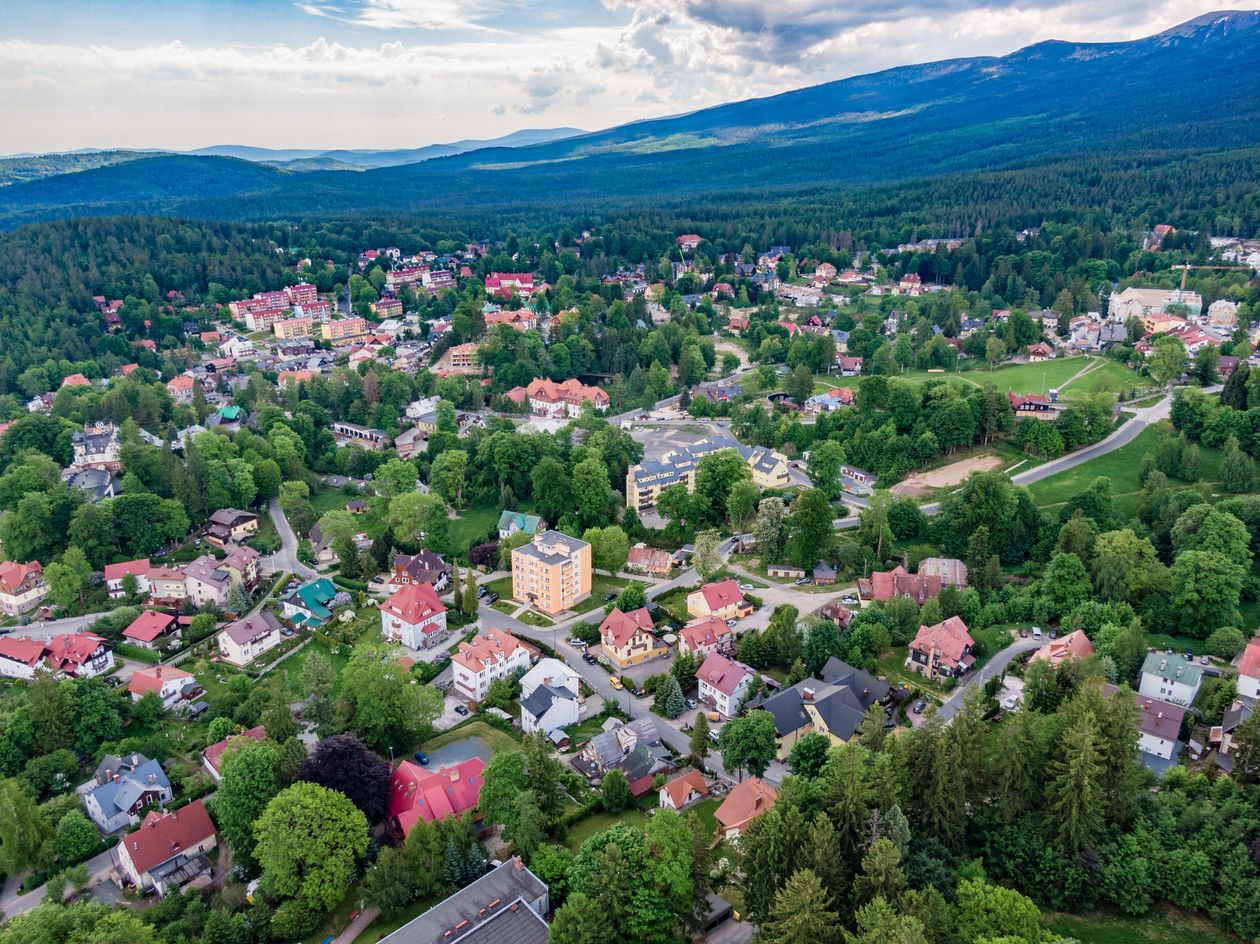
0;127;585;186
2;11;1260;227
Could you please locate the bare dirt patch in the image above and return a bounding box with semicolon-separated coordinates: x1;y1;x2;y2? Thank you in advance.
891;453;1006;497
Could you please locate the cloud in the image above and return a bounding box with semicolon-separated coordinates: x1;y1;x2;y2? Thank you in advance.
0;0;1224;152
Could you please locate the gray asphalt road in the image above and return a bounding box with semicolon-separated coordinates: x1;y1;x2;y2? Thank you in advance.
0;844;118;918
263;497;319;580
936;637;1046;721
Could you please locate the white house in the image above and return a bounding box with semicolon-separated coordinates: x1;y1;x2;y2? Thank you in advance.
1238;635;1260;703
696;652;756;719
115;800;217;896
127;665;202;709
217;611;283;667
1139;652;1203;707
451;628;531;704
379;582;448;649
80;754;172;833
519;658;582;737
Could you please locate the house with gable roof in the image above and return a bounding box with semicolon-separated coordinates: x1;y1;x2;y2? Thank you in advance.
696;652;756;719
599;607;666;669
388;757;485;837
280;577;338;628
907;616;975;682
686;579;752;621
380;582;448;649
81;753;172;833
116;799;217;896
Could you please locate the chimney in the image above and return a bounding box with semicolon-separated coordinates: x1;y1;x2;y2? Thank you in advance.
802;688;815;701
514;856;524;869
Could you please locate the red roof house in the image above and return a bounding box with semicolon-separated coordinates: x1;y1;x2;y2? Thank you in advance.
686;579;751;620
388;757;486;836
201;726;267;781
907;616;975;682
714;777;777;839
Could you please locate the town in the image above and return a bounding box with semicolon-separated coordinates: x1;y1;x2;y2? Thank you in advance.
0;209;1255;944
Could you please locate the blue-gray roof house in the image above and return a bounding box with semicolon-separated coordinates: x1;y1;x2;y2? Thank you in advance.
81;753;172;833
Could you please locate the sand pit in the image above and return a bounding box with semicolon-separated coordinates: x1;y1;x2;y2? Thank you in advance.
892;453;1006;497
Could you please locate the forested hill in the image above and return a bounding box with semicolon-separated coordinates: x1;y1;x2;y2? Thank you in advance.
2;11;1260;228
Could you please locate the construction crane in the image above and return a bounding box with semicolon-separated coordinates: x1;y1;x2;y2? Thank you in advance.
1170;263;1251;291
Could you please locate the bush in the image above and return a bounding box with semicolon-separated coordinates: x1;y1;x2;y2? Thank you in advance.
1206;626;1247;659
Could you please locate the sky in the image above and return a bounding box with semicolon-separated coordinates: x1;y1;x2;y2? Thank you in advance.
0;0;1237;154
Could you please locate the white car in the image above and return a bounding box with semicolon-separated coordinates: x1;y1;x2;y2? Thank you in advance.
739;583;754;591
726;619;737;627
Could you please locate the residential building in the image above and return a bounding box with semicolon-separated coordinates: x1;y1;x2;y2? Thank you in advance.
659;770;708;811
183;555;233;608
511;530;592;615
380;582;448;649
755;664;889;759
625;437;789;512
0;631;114;680
696;652;756;719
273;316;314;339
81;753;172;833
678;616;734;658
485;272;536;298
686;578;751;621
714;777;777;840
1213;700;1252;773
127;665;202;708
376;859;549;944
1239;633;1260;702
204;508;258;547
1139;652;1203;706
105;559;151;599
1030;629;1095;668
388;757;485;836
676;234;702;251
322;317;369;342
1105;683;1186;767
519;657;582;739
626;544;673;577
148;566;189;605
907;616;975;682
122;610;188;650
497;510;544;540
1026;341;1054;361
115;800;217;896
281;577;339;628
0;560;47;615
446;342;480;371
859;564;944;604
220;544;261;592
452;628;531;703
217;611;284;667
71;423;122;471
575;717;674;795
505;378;609;418
390;550;451;592
599;607;666;669
201;726;266;781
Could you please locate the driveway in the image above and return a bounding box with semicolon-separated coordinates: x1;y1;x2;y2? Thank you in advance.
937;636;1046;721
263;498;319;580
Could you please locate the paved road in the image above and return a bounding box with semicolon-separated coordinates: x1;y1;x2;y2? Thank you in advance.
12;613;102;641
0;845;118;918
936;636;1046;721
264;497;319;580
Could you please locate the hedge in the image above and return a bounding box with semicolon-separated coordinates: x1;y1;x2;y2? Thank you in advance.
114;643;162;664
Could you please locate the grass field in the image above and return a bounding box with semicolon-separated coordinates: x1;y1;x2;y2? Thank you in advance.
1044;907;1241;944
565;807;651;851
449;506;500;554
1061;359;1152;399
896;357;1093;394
1025;422;1225;509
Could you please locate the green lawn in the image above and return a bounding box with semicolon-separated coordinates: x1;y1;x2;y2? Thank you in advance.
273;636;355;698
421;720;520;755
568;575;631;614
689;797;721;839
895;357;1093;394
1044;907;1242;944
1060;359;1152;399
450;506;501;555
565;807;651;851
310;484;364;517
516;609;554;627
1025;422;1225;509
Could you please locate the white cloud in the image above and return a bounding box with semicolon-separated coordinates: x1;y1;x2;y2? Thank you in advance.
0;0;1226;152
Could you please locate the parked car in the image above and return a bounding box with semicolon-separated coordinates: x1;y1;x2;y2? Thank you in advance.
484;592;499;604
1032;627;1042;639
709;728;721;744
912;700;926;714
685;698;697;710
414;751;429;766
725;619;737;627
794;577;812;585
1200;655;1211;665
604;592;618;601
1019;628;1029;638
477;586;488;598
280;627;295;637
609;676;624;691
454;704;470;716
841;595;858;605
1048;629;1058;640
739;583;754;591
582;652;598;665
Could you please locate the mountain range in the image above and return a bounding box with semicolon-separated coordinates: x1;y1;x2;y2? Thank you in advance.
2;11;1259;229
